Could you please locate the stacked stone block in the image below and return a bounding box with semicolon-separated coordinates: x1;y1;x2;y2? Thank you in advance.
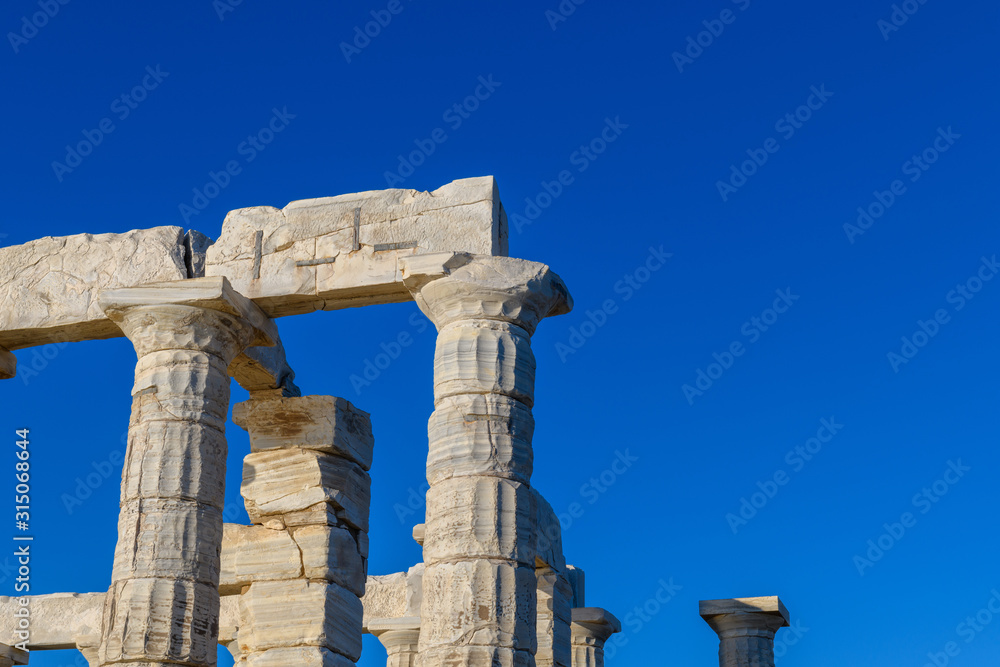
228;395;374;666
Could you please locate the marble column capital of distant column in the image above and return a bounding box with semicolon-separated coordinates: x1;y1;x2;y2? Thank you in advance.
700;597;790;667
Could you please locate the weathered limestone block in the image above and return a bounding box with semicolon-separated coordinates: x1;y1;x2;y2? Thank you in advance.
423;476;536;565
219;524;302;594
292;524;367;597
700;597;789;667
361;565;423;628
569;608;620;667
369;617;421;667
233;395;373;470
0;226;188;350
238;580;363;661
241;449;371;531
419;561;537;652
205;177;508;317
536;568;573;667
228;334;299;396
432;320;536;405
426;394;534;484
0;593;104;650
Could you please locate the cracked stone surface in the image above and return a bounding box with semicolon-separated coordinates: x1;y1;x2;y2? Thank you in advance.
0;226;188;350
205;176;508;317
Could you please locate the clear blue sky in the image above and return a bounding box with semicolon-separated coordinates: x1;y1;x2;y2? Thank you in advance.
2;1;998;665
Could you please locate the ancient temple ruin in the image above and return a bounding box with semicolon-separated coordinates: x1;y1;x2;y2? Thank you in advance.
0;177;789;667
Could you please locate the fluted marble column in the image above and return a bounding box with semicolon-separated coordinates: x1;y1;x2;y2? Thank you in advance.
97;277;276;667
403;254;572;667
370;617;421;667
569;608;620;667
700;597;789;667
536;567;573;667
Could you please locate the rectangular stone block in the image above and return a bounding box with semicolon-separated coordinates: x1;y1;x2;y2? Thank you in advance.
220;524;302;594
238;580;363;661
0;592;104;650
0;226;188;350
233;395;374;470
420;561;536;653
205;177;508;317
242;449;371;531
292;524;367;597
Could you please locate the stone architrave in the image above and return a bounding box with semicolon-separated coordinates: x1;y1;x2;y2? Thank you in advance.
402;253;572;667
97;276;276;667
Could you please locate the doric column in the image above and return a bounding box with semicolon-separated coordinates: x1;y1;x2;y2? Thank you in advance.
369;618;421;667
569;608;620;667
700;597;789;667
536;567;573;667
232;395;374;666
402;254;573;667
97;277;276;667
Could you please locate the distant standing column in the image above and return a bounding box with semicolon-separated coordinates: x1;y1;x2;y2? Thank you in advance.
700;597;790;667
569;608;620;667
403;254;573;667
369;618;421;667
98;277;276;667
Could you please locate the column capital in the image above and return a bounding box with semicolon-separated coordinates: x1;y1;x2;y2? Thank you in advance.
700;596;789;638
401;254;572;334
368;616;422;639
99;276;276;358
570;607;621;645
